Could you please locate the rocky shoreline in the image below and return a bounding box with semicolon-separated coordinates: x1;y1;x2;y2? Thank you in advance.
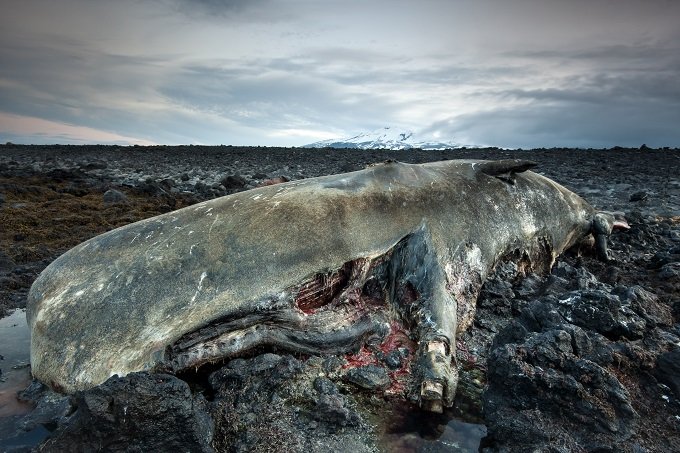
1;145;679;452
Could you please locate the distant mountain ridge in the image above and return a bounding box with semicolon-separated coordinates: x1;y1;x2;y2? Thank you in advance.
304;127;465;150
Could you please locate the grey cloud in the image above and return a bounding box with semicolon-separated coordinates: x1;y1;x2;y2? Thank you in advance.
422;98;680;149
160;0;283;21
510;44;679;63
3;0;680;147
499;70;680;106
264;49;524;92
157;60;405;133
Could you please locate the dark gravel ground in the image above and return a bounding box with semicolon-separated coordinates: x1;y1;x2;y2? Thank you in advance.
0;144;679;452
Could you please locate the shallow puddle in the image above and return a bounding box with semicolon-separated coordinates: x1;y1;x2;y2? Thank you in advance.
0;309;32;418
378;402;486;452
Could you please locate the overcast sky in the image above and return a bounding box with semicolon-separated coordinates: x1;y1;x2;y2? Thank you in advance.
1;0;679;148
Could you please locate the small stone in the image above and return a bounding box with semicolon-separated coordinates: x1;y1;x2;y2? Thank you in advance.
220;174;248;189
313;394;360;427
313;376;338;395
322;355;345;373
659;263;680;280
102;189;128;205
159;178;176;189
384;350;403;369
629;191;648;202
0;251;15;272
345;365;390;390
79;161;108;170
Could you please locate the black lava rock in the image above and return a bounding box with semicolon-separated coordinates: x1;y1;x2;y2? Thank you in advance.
41;372;214;452
655;349;680;398
629;191;648;202
313;394;360;427
659;263;680;280
345;365;390;390
559;290;647;340
384;349;403;369
484;326;637;451
314;376;339;395
208;354;373;452
220;174;248;189
0;251;15;272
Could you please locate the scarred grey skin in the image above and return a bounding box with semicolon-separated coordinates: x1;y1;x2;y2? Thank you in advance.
27;159;614;411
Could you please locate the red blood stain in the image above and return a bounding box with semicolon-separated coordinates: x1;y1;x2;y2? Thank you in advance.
295;263;352;314
343;320;416;398
379;321;414;355
343;344;378;369
256;176;290;187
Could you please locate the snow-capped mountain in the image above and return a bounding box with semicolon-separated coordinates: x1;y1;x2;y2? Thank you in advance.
304;127;464;150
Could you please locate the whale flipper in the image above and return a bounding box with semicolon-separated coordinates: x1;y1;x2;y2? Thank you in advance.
478;159;537;176
389;225;463;412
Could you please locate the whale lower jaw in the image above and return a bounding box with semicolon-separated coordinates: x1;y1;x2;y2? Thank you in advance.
164;307;391;372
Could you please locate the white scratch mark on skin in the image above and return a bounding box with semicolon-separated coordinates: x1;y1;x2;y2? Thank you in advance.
272;187;291;198
191;271;208;303
146;225;184;263
205;207;213;213
208;214;220;240
188;230;195;235
130;233;141;244
189;244;197;255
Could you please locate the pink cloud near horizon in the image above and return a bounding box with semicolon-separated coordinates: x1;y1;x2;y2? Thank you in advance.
0;112;156;145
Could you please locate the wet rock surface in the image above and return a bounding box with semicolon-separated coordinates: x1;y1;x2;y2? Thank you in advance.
1;145;679;451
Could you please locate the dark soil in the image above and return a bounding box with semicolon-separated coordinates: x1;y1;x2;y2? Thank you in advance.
0;144;679;452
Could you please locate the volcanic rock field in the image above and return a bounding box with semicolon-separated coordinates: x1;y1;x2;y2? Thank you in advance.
1;145;679;452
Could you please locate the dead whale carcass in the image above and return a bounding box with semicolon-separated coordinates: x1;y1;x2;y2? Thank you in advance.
27;159;623;412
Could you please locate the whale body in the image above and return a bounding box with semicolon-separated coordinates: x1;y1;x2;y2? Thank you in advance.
27;159;615;411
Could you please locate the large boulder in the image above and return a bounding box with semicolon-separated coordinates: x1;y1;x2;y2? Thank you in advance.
41;372;214;452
